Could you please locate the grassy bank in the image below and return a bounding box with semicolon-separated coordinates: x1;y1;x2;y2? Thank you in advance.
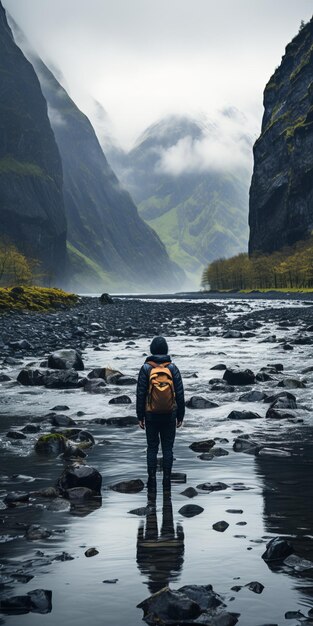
0;286;78;312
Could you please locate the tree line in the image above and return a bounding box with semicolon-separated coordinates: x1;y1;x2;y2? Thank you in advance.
202;235;313;291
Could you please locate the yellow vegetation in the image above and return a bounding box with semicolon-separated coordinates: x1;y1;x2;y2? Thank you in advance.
202;235;313;291
0;286;78;311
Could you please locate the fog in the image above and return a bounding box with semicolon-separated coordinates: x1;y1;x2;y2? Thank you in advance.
3;0;313;150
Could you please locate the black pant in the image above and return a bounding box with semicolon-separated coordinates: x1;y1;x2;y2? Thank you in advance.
145;413;176;474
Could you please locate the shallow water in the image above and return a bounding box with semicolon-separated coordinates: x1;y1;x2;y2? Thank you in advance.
0;298;313;626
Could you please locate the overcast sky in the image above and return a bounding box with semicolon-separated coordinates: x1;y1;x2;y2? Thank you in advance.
3;0;313;149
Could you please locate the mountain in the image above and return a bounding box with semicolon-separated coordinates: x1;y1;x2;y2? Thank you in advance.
0;2;67;282
249;18;313;255
103;113;251;284
10;21;184;293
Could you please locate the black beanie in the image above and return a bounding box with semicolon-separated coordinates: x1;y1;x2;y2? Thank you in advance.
150;336;168;355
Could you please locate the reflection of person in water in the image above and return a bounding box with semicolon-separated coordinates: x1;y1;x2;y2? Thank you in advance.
136;495;185;594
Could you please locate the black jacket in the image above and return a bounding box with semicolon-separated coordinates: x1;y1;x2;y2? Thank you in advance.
136;354;185;422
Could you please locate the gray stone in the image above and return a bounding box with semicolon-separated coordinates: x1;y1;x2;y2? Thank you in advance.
223;368;255;385
110;479;144;493
227;410;261;420
180;487;198;498
190;440;215;452
262;536;294;562
178;504;204;517
186;396;219;409
213;520;229;532
48;349;84;371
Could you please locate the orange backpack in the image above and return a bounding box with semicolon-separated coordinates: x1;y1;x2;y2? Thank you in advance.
146;361;176;414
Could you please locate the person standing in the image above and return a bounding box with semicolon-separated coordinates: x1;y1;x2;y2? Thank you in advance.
136;336;185;494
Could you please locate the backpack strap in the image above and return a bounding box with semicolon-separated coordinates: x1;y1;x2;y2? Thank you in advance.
147;361;171;368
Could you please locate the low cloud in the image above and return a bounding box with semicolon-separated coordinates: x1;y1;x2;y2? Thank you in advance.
156;110;256;177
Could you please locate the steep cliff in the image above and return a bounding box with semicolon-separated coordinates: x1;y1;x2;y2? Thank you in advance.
103;114;251;284
0;2;67;282
249;18;313;254
10;21;183;292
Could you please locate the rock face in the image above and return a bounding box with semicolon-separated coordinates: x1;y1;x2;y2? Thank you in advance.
0;3;67;282
249;18;313;254
10;19;183;292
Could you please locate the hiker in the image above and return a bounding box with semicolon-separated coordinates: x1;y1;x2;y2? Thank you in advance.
136;336;185;494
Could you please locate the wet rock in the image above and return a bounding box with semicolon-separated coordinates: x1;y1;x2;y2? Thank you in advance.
258;447;291;457
137;587;201;624
50;414;76;427
21;424;41;433
35;486;59;498
189;440;215;453
210;364;227;370
262;537;294;562
284;554;313;571
99;293;113;304
66;487;95;500
223;368;255;385
3;492;30;505
53;552;74;561
9;339;33;350
239;391;267;402
265;408;295;420
102;367;123;383
178;504;204;517
103;578;118;583
277;378;305;389
99;415;138;427
6;430;27;439
195;611;238;625
110;479;144;493
51;405;70;411
83;378;107;393
84;547;99;557
57;463;102;495
282;343;293;350
223;330;242;338
270;396;297;410
198;448;229;460
284;611;305;620
35;434;67;456
210;383;235;393
47;349;84;371
197;482;228;492
256;372;273;382
47;499;71;512
0;373;11;381
227;410;261;420
177;584;224;610
226;509;243;514
245;581;264;594
301;365;313;374
264;391;296;405
44;370;80;389
17;369;45;386
117;375;137;385
87;367;106;380
0;589;52;615
213;520;229;532
180;487;198;498
108;395;132;404
186;396;219;409
25;525;52;540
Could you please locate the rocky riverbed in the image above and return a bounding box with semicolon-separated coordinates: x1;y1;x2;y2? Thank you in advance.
0;295;313;626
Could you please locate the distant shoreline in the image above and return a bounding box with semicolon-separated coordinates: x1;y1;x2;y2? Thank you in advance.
113;290;313;301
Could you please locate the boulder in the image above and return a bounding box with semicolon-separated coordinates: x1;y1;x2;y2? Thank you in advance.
137;587;201;623
47;349;84;371
178;504;204;518
277;378;305;389
87;368;106;380
6;430;27;439
189;440;215;453
83;378;106;394
4;492;30;505
50;414;76;427
110;479;144;493
239;390;267;402
35;434;67;456
17;369;45;386
264;391;296;405
0;373;11;381
44;370;80;389
212;520;229;532
227;410;261;420
117;375;137;385
233;437;260;455
223;368;255;385
177;585;224;610
99;293;114;304
262;536;294;562
57;463;102;495
245;581;264;594
265;408;295;420
180;487;198;498
108;395;132;404
210;364;227;370
186;396;219;409
0;589;52;615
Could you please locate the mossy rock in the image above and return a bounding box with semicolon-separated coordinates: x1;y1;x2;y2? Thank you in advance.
35;433;67;456
0;286;78;312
